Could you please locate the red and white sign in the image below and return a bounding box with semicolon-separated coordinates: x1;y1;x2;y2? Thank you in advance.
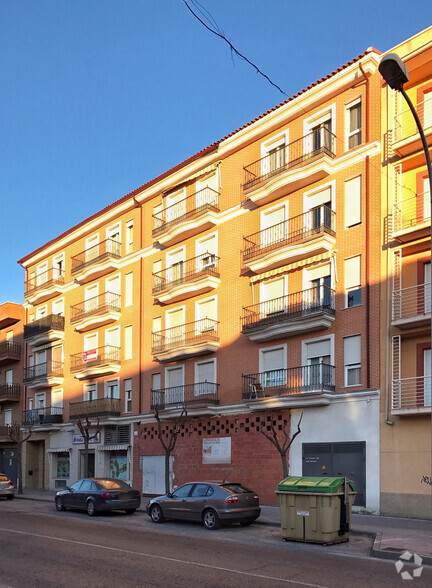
82;349;98;362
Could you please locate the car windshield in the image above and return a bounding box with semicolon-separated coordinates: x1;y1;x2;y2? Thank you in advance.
96;479;131;490
221;484;252;494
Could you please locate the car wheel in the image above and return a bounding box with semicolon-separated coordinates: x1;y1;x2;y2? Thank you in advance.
6;495;14;501
55;496;65;511
202;509;220;530
150;504;164;523
125;509;136;515
86;499;97;516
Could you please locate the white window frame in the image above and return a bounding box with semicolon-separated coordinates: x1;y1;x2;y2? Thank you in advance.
304;105;335;137
124;378;132;413
36;261;48;286
53;253;65;279
125;220;133;254
166;306;185;330
125;272;133;307
259;344;287;373
165;364;185;387
344;335;361;387
345;255;362;308
260;131;289;175
105;273;121;295
301;334;335;367
51;388;64;410
84;382;97;402
124;325;133;360
344;175;362;228
345;98;362;150
84;332;98;352
303;180;335;213
52;298;64;316
36;305;48;320
105;378;120;399
194;358;217;397
195;232;218;270
106;222;121;242
4;409;12;426
105;325;120;349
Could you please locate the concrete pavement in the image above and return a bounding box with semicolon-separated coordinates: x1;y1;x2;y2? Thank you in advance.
14;489;432;566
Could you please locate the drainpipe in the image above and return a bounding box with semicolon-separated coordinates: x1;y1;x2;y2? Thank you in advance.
132;196;143;416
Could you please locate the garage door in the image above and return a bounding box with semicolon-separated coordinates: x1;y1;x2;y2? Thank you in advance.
302;441;366;506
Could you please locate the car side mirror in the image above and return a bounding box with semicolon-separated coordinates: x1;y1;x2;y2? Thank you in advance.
167;492;173;498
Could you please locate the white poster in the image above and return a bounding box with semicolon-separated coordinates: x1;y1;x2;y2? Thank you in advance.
202;437;231;464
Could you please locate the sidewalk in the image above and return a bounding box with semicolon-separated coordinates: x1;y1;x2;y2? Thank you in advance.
15;490;432;566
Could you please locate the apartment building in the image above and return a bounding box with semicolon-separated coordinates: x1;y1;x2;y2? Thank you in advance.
380;27;432;519
18;48;382;508
0;302;25;484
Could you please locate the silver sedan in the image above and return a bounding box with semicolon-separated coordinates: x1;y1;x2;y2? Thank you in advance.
0;473;15;500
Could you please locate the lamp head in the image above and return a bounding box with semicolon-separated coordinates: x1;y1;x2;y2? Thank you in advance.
378;53;409;91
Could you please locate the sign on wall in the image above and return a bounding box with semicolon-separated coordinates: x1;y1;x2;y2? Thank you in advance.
202;437;231;464
72;432;101;444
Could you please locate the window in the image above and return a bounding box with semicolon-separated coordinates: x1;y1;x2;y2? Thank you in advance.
344;335;361;386
261;132;288;175
105;379;119;399
36;306;47;319
196;298;216;331
125;379;132;413
84;333;98;352
165;365;184;406
260;205;287;247
259;345;286;388
85;283;99;312
346;100;362;149
85;235;99;262
304;107;334;155
36;262;48;286
126;221;133;254
57;453;70;478
303;337;333;389
166;248;185;284
53;253;65;279
4;409;12;426
260;278;285;314
152;373;161;391
196;234;217;270
125;273;133;307
124;325;132;360
84;382;97;402
304;185;333;231
173;484;194;499
105;326;120;349
52;298;64;316
345;256;361;307
51;389;63;413
6;331;13;342
195;359;216;396
345;176;361;227
5;369;13;385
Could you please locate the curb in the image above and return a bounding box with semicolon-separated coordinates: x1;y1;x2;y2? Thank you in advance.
370;532;432;567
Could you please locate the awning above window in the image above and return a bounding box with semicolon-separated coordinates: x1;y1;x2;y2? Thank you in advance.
47;447;72;453
98;444;130;451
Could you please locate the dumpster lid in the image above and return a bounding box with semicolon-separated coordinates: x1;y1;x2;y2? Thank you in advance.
277;476;356;493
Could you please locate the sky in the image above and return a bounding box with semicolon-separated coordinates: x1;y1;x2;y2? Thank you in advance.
1;0;432;303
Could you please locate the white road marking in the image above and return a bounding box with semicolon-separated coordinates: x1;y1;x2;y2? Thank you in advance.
0;526;329;588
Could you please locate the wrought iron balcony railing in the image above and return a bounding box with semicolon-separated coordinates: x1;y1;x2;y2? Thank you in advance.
22;406;63;426
152;253;220;294
392;376;431;411
392;283;431;322
24;314;65;340
25;268;65;296
0;341;21;361
152;318;219;354
243;128;336;191
70;345;121;373
69;397;121;418
23;361;64;383
393;191;430;234
71;238;121;274
70;292;121;323
394;98;432;143
242;205;335;263
0;424;20;441
242;364;335;400
151;382;220;410
0;384;21;402
152;188;219;235
242;286;335;331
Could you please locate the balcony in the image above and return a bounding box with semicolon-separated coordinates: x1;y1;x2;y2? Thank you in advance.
70;345;121;380
393;99;432;156
22;406;63;426
69;397;121;419
242;129;336;207
151;382;220;411
24;268;65;305
392;283;431;329
152;318;220;362
0;384;21;403
71;292;121;332
392;376;431;415
392;192;430;242
71;238;121;284
242;365;335;404
0;425;20;443
242;286;335;342
152;188;219;247
242;206;335;274
0;341;21;365
23;361;64;389
153;254;221;304
24;314;65;347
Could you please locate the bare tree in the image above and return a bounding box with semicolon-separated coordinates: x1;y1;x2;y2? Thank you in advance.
76;416;101;478
257;412;303;478
8;423;33;494
154;408;187;494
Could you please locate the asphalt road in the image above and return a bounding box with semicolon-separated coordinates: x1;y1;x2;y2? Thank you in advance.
0;499;430;587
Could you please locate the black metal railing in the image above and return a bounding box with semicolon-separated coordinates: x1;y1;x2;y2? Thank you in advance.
70;292;121;323
152;187;219;235
243;128;336;191
242;365;335;400
151;382;220;410
25;268;65;296
24;314;65;340
152;253;220;294
0;424;20;441
69;397;121;418
71;238;121;274
0;341;21;361
22;406;63;426
70;345;121;373
0;384;21;402
242;205;335;263
242;286;335;331
152;318;219;354
23;361;64;383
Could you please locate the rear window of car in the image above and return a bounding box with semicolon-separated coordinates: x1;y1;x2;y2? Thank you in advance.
0;475;9;482
96;479;131;490
220;484;252;494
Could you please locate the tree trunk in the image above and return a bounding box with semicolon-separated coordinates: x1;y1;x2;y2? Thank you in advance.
17;445;23;495
83;439;89;478
164;451;171;494
281;453;288;478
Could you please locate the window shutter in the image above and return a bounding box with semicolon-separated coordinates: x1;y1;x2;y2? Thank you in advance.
345;256;361;289
345;176;361;227
344;335;361;365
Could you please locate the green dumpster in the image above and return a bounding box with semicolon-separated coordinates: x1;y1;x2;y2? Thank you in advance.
276;476;356;545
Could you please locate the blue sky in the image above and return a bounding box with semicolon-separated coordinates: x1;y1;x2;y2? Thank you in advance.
1;0;431;303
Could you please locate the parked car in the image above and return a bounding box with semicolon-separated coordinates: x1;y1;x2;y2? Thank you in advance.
147;481;260;530
54;478;141;516
0;473;15;500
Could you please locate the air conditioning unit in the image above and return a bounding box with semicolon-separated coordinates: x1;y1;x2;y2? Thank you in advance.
202;255;216;269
